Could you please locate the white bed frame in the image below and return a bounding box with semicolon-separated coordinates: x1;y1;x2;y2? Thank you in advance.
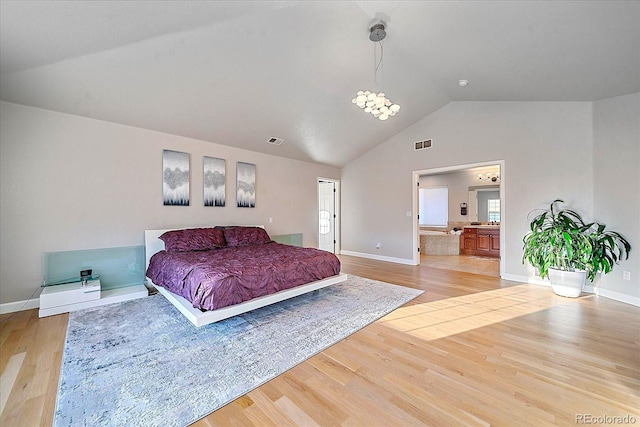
144;227;347;327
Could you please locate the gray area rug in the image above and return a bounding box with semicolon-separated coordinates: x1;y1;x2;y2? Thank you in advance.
55;275;423;427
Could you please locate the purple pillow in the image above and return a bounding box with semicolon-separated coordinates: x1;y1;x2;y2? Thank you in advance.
222;226;272;247
159;228;227;253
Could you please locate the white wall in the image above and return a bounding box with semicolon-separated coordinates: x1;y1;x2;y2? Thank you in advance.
0;102;339;304
592;93;640;300
342;101;594;280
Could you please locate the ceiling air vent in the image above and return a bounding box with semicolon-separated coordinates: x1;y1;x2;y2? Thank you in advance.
414;139;432;151
267;137;284;146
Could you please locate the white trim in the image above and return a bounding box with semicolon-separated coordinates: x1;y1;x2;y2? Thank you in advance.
0;298;40;315
500;273;639;307
583;284;640;307
149;273;348;327
501;272;548;286
339;250;416;266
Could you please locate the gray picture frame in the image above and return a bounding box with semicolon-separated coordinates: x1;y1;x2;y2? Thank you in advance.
162;150;190;206
236;162;256;208
203;156;226;207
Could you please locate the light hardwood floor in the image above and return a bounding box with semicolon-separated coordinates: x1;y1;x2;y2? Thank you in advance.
1;255;638;426
420;254;500;277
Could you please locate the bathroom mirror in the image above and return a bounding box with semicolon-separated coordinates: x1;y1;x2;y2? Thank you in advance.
468;185;500;223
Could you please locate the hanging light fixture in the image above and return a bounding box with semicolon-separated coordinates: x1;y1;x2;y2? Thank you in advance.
352;21;400;121
477;172;500;182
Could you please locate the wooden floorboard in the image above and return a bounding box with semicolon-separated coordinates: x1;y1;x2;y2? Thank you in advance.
1;255;638;426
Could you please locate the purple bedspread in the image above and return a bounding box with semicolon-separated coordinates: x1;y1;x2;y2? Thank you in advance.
146;242;341;311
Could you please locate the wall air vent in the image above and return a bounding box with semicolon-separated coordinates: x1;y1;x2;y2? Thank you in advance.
414;139;432;151
267;137;285;146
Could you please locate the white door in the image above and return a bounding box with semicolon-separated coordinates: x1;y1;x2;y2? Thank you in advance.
318;180;336;253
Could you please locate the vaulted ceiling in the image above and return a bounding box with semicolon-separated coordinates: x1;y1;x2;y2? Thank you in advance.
1;1;638;167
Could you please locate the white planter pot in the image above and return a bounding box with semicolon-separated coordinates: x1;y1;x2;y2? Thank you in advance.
548;267;587;298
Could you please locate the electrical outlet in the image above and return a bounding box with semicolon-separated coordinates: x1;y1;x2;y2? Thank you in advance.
623;271;631;281
268;217;273;224
376;242;381;249
406;211;412;217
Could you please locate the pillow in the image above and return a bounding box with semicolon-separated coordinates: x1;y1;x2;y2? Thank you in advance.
221;226;272;247
159;228;226;253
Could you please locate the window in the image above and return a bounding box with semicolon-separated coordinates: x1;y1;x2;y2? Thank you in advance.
488;199;500;222
419;187;448;227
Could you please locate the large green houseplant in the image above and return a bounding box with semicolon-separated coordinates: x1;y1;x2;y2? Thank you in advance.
522;199;631;297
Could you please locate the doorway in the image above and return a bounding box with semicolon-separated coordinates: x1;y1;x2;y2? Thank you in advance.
318;178;340;254
412;161;505;278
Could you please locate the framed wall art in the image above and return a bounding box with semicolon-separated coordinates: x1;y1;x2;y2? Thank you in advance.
203;156;226;207
236;162;256;208
162;150;190;206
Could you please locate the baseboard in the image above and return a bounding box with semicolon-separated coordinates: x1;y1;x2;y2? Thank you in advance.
501;273;639;307
583;284;640;307
339;250;416;266
501;273;549;286
0;298;40;315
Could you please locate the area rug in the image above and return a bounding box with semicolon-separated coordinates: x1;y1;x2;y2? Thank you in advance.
54;275;423;427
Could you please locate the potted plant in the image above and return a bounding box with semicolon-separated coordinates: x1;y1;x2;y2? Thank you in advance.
522;199;631;297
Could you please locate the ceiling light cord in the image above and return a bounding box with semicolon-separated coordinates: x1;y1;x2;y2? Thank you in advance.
373;41;384;91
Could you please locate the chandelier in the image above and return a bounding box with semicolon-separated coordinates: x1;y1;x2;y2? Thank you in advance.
352;22;400;121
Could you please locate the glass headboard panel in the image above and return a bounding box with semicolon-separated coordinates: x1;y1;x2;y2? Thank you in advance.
44;246;145;290
271;233;303;247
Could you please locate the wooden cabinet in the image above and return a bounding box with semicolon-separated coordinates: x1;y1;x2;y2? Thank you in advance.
463;227;477;250
490;234;500;252
477;234;490;251
461;227;500;258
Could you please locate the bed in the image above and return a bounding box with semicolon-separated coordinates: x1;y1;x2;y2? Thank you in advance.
145;226;347;326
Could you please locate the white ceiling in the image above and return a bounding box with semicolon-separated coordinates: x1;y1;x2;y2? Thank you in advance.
1;1;638;167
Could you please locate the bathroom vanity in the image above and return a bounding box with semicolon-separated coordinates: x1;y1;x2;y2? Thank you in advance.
461;226;500;258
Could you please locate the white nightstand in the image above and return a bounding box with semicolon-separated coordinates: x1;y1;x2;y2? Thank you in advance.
38;278;148;317
39;279;101;317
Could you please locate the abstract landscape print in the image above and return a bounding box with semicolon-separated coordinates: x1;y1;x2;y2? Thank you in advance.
203;156;225;207
162;150;190;206
236;162;256;208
